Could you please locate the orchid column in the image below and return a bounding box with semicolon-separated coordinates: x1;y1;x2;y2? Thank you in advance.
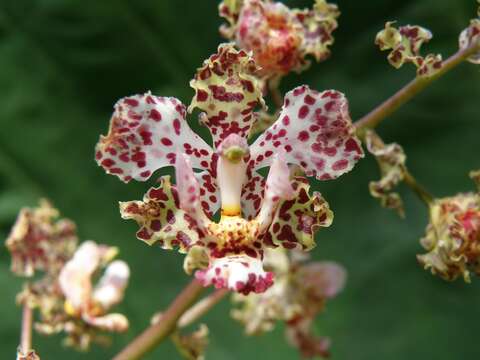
95;43;363;295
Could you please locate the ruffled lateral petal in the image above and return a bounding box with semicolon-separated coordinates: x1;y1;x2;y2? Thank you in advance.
294;0;340;62
375;22;442;77
82;313;129;332
365;130;406;217
459;19;480;64
261;177;333;251
93;260;130;310
95;93;214;183
195;254;274;295
250;85;363;180
241;171;266;220
188;43;265;147
120;176;201;251
6;200;78;277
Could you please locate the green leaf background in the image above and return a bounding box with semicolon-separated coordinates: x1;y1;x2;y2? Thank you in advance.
1;0;479;358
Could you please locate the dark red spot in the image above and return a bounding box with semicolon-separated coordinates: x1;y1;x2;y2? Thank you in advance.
332;159;348;171
298;105;310;119
298;131;309;142
124;98;139;107
325;101;336;112
304;94;316;105
150;219;161;231
101;158;115;168
196;90;208;102
173;119;181;136
136;227;152;240
149;109;162;121
345;138;362;154
161;138;173;146
324;147;337;157
149;188;168;201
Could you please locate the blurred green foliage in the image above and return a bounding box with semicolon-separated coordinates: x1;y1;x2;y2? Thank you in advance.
0;0;479;359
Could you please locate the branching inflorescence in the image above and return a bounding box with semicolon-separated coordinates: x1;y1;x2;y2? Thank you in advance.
5;0;480;359
6;201;130;357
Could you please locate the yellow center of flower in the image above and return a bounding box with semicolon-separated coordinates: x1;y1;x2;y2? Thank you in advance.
208;215;259;248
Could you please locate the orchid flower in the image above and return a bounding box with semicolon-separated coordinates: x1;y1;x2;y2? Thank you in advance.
219;0;340;79
375;22;443;77
365;130;407;217
231;248;346;358
6;200;77;277
459;14;480;64
59;241;130;344
95;43;363;294
6;202;131;351
417;170;480;282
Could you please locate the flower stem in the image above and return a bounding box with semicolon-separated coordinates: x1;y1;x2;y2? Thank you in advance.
355;40;480;132
113;279;204;360
403;170;434;206
20;304;33;353
177;289;228;328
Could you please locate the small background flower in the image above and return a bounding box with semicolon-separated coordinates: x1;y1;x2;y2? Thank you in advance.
6;202;130;351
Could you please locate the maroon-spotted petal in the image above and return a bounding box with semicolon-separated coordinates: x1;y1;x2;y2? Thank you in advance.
196;171;221;217
119;176;201;251
95;93;213;183
188;43;265;148
249;85;363;180
260;177;332;251
241;170;265;220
